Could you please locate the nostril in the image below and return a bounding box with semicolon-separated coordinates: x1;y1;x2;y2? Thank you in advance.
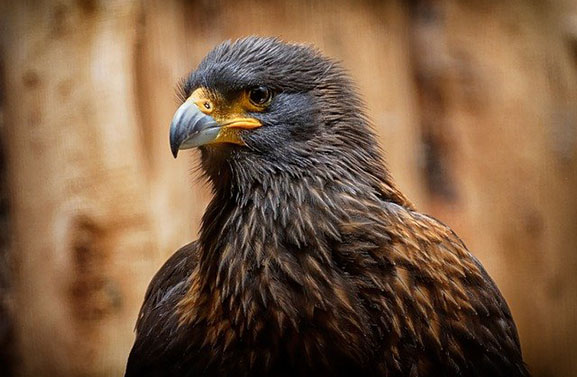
195;99;214;114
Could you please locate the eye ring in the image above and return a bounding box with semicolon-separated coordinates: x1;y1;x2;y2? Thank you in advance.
248;86;273;107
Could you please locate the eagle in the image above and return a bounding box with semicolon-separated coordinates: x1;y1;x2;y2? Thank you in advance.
125;37;529;377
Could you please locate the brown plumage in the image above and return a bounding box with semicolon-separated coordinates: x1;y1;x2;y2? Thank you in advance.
125;37;529;377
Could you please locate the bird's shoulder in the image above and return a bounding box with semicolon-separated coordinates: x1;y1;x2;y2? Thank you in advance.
139;241;198;320
125;241;199;377
343;201;529;376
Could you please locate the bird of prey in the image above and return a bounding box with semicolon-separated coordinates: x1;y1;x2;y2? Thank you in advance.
125;37;529;377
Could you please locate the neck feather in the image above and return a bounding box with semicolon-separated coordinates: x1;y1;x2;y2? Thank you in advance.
197;158;407;316
177;154;411;364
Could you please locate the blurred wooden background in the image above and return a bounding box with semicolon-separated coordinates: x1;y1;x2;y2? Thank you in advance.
0;0;576;376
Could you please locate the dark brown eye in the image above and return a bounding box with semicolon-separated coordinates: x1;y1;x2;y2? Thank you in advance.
248;86;272;106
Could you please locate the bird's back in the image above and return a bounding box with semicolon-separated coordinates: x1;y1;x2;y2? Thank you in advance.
333;201;529;376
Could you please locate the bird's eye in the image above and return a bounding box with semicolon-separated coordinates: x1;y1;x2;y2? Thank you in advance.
248;86;272;106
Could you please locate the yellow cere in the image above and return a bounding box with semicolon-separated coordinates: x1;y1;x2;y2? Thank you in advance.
187;87;264;146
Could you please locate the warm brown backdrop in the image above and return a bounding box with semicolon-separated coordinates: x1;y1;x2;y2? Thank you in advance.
1;0;576;376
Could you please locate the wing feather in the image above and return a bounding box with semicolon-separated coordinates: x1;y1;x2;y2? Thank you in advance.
125;242;198;377
350;202;529;376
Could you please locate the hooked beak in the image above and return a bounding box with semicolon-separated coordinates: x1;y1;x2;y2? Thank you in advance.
169;101;262;158
169;101;219;158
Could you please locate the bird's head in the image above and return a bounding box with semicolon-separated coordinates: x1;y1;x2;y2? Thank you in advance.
170;37;391;194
